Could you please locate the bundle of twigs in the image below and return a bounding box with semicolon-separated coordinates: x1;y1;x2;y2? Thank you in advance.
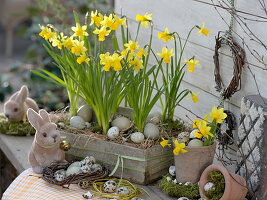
42;161;109;187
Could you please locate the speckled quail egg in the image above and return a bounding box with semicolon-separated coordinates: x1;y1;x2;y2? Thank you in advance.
82;191;94;199
107;126;120;139
177;132;190;143
116;186;130;195
103;180;117;193
54;169;66;182
78;180;91;189
90;163;102;173
169;165;176;176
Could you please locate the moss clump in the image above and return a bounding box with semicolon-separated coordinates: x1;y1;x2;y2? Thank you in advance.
0;113;35;136
160;175;200;199
205;171;225;200
162;119;183;132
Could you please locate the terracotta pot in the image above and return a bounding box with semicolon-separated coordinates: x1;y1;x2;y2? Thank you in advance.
174;142;216;183
199;164;248;200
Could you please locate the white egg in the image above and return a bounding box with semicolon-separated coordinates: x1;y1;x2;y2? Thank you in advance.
166;177;172;181
144;123;160;139
147;112;161;124
70;116;85;129
130;132;145;143
111;116;131;130
77;105;93;122
188;139;203;147
177;132;190;143
204;182;215;192
184;181;193;186
57;122;65;128
189;129;198;139
107;126;120;139
66;166;82;176
177;197;189;200
68;161;81;168
169;165;176;176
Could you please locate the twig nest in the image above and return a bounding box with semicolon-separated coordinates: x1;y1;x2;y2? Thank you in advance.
54;169;66;182
107;126;120;139
90;163;102;173
204;182;215;192
111;116;131;130
77;105;93;122
103;180;117;193
147;112;161;124
189;129;198;139
144;123;160;139
177;132;189;143
116;186;130;195
70;116;85;129
169;165;176;176
177;197;189;200
188;139;203;147
130;132;145;143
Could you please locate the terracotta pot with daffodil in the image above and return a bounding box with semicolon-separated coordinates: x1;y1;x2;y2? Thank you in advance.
160;106;227;183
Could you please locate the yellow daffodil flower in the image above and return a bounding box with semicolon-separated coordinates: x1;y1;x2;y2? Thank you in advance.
198;23;210;36
185;59;200;72
157;47;174;63
77;54;90;64
160;138;171;147
111;53;123;71
71;23;88;37
100;14;114;28
50;37;62;50
39;25;55;41
158;28;174;42
131;57;144;72
173;139;188;156
136;13;152;28
124;40;139;52
210;106;227;124
187;92;199;103
93;27;111;41
136;48;147;58
121;49;128;57
194;124;213;139
71;40;87;55
90;10;103;27
110;15;127;31
62;37;74;50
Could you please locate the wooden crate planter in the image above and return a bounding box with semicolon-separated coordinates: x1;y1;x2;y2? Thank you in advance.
61;130;173;185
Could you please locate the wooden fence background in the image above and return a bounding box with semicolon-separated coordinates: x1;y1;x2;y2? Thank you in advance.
115;0;267;125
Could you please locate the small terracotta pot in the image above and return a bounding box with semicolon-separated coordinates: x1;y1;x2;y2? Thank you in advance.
174;142;216;183
199;164;248;200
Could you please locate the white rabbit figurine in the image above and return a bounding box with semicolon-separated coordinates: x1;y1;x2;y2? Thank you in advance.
4;85;39;121
27;108;65;174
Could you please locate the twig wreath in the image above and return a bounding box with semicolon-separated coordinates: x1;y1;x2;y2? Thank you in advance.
213;31;246;100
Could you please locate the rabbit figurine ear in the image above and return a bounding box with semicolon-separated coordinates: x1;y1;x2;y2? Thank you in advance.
16;85;29;104
39;109;51;123
27;108;44;130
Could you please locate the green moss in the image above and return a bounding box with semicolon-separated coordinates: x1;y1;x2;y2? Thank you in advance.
160;175;200;199
162;119;183;132
0;113;35;136
205;171;225;200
